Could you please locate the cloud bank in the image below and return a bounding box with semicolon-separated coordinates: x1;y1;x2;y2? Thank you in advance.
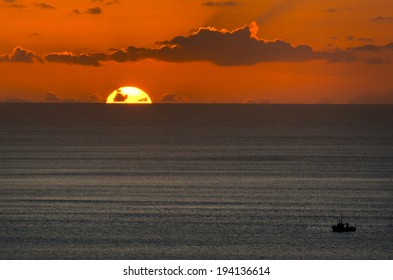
1;22;393;67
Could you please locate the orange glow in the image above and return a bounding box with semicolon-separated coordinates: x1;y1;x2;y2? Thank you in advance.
0;0;392;104
106;87;152;104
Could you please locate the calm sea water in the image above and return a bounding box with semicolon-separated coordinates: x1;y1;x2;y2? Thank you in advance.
0;104;392;260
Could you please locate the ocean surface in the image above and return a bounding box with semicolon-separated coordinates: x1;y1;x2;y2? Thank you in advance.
0;104;392;260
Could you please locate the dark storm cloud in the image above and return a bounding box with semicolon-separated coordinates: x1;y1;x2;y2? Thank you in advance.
33;2;55;9
202;1;242;7
0;46;43;63
44;52;106;66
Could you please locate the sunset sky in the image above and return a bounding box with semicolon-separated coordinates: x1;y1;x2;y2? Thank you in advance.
1;0;393;103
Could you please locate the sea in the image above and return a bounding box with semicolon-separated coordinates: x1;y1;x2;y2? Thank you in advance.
0;103;392;260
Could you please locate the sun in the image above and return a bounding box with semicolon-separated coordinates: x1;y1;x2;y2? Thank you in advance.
106;86;152;104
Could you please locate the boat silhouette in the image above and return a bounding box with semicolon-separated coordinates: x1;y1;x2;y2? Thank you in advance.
332;216;356;232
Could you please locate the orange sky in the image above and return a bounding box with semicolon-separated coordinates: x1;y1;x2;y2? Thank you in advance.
1;0;393;103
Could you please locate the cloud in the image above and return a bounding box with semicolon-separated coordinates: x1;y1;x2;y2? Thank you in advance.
0;46;43;63
348;92;393;104
348;43;393;52
370;16;393;22
44;92;61;102
44;92;81;103
44;51;105;66
0;97;32;103
113;92;128;102
326;7;352;13
243;98;271;104
73;6;103;15
364;58;389;65
86;6;102;14
92;0;119;5
0;0;26;8
33;2;55;9
160;93;188;103
88;94;100;102
118;22;317;66
317;48;357;63
202;1;242;7
1;22;393;67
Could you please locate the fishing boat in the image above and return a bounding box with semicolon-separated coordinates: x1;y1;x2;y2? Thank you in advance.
332;216;356;232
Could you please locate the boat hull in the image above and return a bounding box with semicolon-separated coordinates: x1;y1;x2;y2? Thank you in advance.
331;226;356;232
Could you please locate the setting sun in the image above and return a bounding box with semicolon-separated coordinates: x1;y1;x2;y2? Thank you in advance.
106;87;152;104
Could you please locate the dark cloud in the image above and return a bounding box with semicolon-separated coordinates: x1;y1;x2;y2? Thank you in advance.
202;1;242;7
0;0;26;8
0;46;43;63
0;97;32;103
1;22;393;67
44;52;105;66
364;58;389;65
347;36;355;41
113;92;128;102
243;98;271;104
161;93;188;103
348;43;393;52
105;0;119;5
370;16;393;22
348;92;393;104
33;2;55;9
317;48;357;63
86;6;102;14
139;22;316;66
44;92;61;102
326;7;352;13
0;0;25;6
44;92;81;103
88;94;100;102
92;0;119;5
73;6;103;15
